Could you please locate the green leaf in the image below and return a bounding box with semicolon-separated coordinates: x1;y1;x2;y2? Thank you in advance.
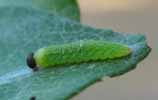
0;0;80;21
0;7;150;100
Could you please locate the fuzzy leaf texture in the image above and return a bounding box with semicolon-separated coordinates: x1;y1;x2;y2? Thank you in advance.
0;7;150;100
0;0;80;21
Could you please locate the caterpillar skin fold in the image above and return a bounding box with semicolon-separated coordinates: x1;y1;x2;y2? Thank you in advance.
26;40;131;71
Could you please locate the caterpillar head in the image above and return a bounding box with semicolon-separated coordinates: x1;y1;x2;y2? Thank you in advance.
26;53;38;71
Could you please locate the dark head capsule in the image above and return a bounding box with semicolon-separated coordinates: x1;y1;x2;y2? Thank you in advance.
30;96;36;100
26;53;38;71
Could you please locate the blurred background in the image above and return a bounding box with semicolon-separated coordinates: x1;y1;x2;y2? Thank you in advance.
72;0;158;100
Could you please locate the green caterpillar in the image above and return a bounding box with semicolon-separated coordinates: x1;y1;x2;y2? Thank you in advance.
27;40;131;71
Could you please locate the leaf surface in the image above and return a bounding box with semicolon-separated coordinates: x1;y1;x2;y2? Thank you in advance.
0;0;80;20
